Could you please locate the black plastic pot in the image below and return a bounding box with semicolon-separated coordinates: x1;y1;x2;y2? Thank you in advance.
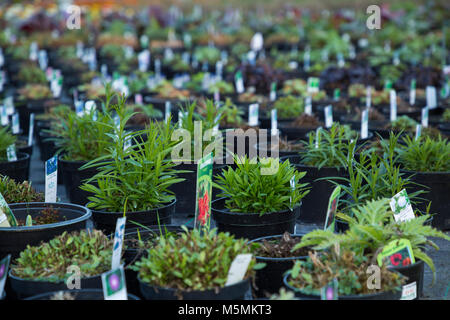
0;152;30;183
248;234;308;298
255;142;301;158
0;202;91;259
283;273;403;300
59;158;99;205
138;276;250;300
8;270;102;300
38;131;57;162
283;155;348;224
401;169;450;230
25;289;140;300
278;124;320;141
211;198;301;239
90;199;176;235
389;260;424;300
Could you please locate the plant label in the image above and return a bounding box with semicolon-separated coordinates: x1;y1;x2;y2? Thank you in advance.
214;89;220;103
315;126;322;149
215;61;223;80
289;176;295;210
390;189;415;222
366;86;372;108
85;100;96;114
250;32;263;52
426;86;437;109
377;239;415;267
415;124;422;141
421;107;429;128
303;49;310;71
361;109;369;139
138;50;150;72
324;186;341;231
5;96;14;115
0;106;7;126
29;41;38;61
111;217;126;270
248;103;259;127
75;100;84;117
6;145;16;162
307;77;319;94
401;281;417;300
102;266;127;300
390;90;397;122
337;53;345;68
165;101;171;122
12;113;19;134
178;111;183;127
45;156;58;203
140;34;148;48
28;113;34;146
409;79;416;105
333;88;340;101
271;109;278;136
270;82;277;101
305;96;312;115
194;153;213;229
235;71;244;94
324;105;333;128
155;59;161;78
385;80;393;90
321;278;338;300
225;254;252;286
0;255;11;298
0;192;17;227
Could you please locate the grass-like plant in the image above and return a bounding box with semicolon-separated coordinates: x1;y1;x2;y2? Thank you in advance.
213;155;309;214
12;230;113;282
132;226;264;291
396;135;450;172
0;175;44;203
0;126;17;161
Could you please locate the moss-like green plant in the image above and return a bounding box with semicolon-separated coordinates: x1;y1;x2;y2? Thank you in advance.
18;84;52;100
214;155;309;214
17;63;47;84
387;115;417;131
207;81;234;94
270;95;304;119
12;230;113;282
0;175;44;203
132;227;264;291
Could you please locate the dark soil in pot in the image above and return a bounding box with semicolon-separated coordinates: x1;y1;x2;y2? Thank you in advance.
0;202;92;259
25;289;140;300
89;198;176;235
211;197;301;239
0;152;30;183
248;232;309;298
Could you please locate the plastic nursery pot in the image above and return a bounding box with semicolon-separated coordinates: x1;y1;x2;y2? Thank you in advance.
283;273;403;300
0;152;30;183
0;202;92;259
255;142;301;158
8;269;102;300
401;169;450;230
389;260;424;300
59;158;99;206
278;124;320;141
248;234;308;298
221;128;273;159
282;155;348;225
211;198;301;240
138;276;251;300
25;289;140;300
168;161;227;217
89;198;176;235
339;116;388;131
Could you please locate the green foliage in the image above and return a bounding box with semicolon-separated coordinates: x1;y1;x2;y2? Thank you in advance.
443;109;450;122
132;227;263;291
12;230;113;282
17;64;47;84
0;126;17;160
17;84;52;100
213;155;309;214
388;116;417;131
207;80;234;94
219;98;244;127
0;175;44;203
194;46;221;64
271;95;304;119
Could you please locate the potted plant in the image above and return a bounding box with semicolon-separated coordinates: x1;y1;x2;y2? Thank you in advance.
132;227;263;300
8;229;112;299
260;95;304;129
211;155;309;239
0;127;30;182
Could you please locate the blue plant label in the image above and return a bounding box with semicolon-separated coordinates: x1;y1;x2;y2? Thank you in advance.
0;105;7;126
45;156;58;203
111;217;126;270
101;266;127;300
0;254;11;298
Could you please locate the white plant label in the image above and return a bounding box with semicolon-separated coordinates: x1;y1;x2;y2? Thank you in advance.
366;86;371;108
426;86;437;109
409;80;416;105
415;124;422;141
250;32;263;52
178;111;183;127
248;103;259;126
101;266;127;300
324;105;333;128
0;255;11;298
6;145;16;162
45;156;58;203
315;126;322;149
361;109;369;139
305;96;312;115
225;254;252;286
270;82;276;101
271;109;278;136
390;189;415;223
165;101;171;122
0;106;7;126
421;107;429;128
75;100;84;117
12;113;19;134
5;96;14;115
111;217;126;270
28;113;35;146
138;50;150;72
390;90;397;122
400;282;417;300
289;176;296;209
235;72;244;94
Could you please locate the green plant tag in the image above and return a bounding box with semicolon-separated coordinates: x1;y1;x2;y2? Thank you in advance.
165;101;171;122
377;239;415;267
270;82;277;101
25;215;32;226
333;88;340;101
139;35;148;48
321;278;338;300
390;189;415;222
324;186;341;231
0;192;17;227
194;153;213;229
6;144;17;162
409;79;416;105
307;77;319;93
225;253;252;286
0;254;11;297
101;266;127;300
384;80;393;90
